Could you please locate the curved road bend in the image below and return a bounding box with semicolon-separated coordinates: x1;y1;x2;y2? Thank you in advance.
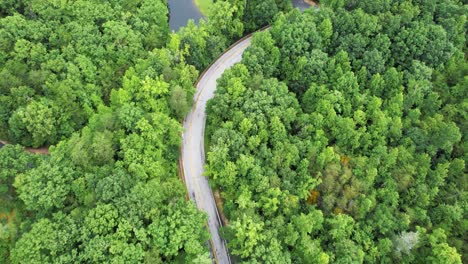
181;36;253;263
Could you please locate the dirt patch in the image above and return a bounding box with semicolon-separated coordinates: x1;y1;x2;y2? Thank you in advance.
304;0;319;7
0;209;16;224
25;146;50;155
0;140;50;155
214;190;229;225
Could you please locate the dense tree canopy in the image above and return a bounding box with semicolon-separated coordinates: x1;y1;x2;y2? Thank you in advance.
1;56;211;263
206;0;467;263
0;0;225;262
1;0;466;263
0;0;169;147
1;0;286;261
1;47;212;263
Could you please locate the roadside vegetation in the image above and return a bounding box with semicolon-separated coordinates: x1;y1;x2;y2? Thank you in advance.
206;0;467;263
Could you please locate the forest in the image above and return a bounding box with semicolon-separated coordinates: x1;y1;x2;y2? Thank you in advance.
0;0;244;262
0;0;466;263
205;0;467;263
0;0;294;262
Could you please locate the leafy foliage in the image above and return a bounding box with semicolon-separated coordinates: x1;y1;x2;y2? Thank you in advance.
0;0;169;146
206;1;467;262
0;1;223;262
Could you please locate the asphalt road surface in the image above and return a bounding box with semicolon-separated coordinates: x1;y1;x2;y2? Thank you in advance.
181;36;253;264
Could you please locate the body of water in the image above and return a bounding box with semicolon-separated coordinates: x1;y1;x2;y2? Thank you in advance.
292;0;313;11
167;0;313;32
168;0;203;31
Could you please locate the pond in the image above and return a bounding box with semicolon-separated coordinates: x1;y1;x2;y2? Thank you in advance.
292;0;313;11
167;0;314;31
168;0;203;31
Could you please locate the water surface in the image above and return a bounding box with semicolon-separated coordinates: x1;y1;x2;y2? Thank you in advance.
167;0;314;32
292;0;316;11
168;0;203;31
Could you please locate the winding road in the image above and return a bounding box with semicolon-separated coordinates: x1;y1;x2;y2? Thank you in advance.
181;35;253;264
181;3;315;263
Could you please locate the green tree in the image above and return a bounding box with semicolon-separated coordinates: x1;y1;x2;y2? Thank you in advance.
14;159;76;214
229;214;264;258
9;99;58;147
10;213;79;264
